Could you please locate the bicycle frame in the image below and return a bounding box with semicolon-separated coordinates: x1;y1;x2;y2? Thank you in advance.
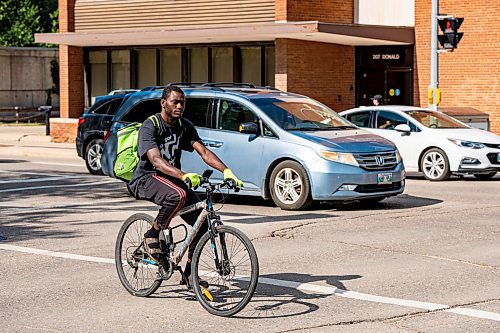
169;201;208;265
168;184;221;266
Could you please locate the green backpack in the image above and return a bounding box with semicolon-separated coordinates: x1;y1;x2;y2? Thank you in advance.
114;115;160;182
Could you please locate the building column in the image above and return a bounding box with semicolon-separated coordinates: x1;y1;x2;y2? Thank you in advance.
52;0;83;142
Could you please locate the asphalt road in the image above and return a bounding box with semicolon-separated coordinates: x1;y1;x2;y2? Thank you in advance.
0;153;499;332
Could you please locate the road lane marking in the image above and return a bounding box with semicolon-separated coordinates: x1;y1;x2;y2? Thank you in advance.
0;243;499;322
0;175;82;184
34;161;84;167
0;244;114;264
0;179;117;193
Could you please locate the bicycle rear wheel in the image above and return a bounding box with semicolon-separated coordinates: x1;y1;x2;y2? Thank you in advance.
192;225;259;317
115;213;162;297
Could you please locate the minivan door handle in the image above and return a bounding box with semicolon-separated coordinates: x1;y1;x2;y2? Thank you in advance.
202;140;223;148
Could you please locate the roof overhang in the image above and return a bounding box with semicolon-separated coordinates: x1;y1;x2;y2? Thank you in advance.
35;21;414;47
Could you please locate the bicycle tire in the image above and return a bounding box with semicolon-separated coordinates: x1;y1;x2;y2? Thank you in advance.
115;213;162;297
192;225;259;317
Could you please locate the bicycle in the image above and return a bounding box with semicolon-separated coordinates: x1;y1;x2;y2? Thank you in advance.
115;170;259;317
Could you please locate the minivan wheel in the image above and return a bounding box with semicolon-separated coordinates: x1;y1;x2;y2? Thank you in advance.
420;148;450;181
269;160;312;210
85;138;104;175
473;172;497;180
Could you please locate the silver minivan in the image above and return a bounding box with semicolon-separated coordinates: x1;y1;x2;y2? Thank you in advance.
102;85;405;210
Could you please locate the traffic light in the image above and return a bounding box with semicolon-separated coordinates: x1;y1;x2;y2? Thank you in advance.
438;17;464;49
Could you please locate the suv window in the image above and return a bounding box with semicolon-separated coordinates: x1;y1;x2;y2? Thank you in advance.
376;111;418;131
216;99;258;132
184;98;211;128
121;99;161;123
346;111;371;127
107;98;124;115
89;97;124;115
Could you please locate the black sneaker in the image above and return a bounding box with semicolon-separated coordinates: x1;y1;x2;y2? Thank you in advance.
180;275;209;289
143;230;163;264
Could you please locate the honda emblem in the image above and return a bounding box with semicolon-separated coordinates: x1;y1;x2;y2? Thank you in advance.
375;155;384;166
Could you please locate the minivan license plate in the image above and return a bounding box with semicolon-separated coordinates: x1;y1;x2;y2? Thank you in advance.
377;173;393;185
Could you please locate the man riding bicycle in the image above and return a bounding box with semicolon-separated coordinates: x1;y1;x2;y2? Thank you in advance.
127;85;243;286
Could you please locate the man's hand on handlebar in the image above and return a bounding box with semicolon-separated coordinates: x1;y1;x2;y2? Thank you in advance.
223;168;244;188
182;172;201;189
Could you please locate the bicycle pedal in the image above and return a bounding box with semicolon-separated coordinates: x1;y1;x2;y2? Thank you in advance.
201;287;214;301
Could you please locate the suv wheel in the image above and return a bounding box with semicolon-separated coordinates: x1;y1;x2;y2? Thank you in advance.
420;148;451;181
85;138;104;175
269;161;312;210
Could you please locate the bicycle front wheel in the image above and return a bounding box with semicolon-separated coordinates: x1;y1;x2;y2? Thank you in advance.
115;213;162;297
192;225;259;317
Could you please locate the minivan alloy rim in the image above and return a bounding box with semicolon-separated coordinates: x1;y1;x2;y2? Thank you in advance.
423;152;445;179
88;143;103;170
274;168;303;204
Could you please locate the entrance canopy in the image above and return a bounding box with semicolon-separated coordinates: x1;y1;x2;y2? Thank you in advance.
35;21;414;47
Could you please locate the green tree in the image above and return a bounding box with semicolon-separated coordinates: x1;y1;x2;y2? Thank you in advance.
0;0;58;47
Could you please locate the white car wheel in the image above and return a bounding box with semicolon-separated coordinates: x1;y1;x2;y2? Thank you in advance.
421;148;450;181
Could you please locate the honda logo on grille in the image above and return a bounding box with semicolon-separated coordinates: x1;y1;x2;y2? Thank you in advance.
375;155;385;166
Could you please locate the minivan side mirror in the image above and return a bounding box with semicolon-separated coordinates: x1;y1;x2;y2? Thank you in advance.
239;122;259;135
394;124;411;135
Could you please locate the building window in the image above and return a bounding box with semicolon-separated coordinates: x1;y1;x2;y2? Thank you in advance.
161;48;182;85
89;50;107;103
85;43;275;104
111;50;130;90
188;48;208;83
241;46;261;86
212;47;233;82
265;46;275;86
137;49;156;89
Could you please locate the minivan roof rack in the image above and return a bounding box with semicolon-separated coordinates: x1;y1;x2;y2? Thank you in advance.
140;82;282;92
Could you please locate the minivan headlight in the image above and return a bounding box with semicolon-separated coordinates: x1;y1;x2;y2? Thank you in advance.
396;150;402;163
448;139;485;149
320;151;359;167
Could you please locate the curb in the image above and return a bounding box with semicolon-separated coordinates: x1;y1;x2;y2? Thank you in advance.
0;144;78;160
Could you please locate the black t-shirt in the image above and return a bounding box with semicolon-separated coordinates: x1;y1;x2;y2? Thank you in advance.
129;113;201;184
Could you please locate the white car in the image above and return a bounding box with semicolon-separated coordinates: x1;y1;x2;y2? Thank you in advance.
339;106;500;181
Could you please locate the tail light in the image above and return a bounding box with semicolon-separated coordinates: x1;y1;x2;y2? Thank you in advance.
78;117;85;126
103;130;111;142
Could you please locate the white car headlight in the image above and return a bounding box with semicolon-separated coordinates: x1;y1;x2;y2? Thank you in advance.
320;151;359;167
448;139;485;149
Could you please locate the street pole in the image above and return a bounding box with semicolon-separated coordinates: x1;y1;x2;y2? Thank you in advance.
428;0;439;110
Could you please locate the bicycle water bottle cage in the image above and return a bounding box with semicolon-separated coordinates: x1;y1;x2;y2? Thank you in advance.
170;224;188;245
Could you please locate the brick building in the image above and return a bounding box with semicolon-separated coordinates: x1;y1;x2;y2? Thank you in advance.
35;0;499;142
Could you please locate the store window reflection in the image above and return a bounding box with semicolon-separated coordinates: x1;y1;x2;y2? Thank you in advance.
161;48;181;85
89;50;107;103
112;50;130;90
241;46;261;85
188;48;208;83
137;49;156;89
212;47;233;82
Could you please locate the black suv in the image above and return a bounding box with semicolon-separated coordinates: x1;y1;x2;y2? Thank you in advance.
76;93;132;174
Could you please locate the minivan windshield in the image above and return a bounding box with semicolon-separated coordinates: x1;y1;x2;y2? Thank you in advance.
253;97;356;130
405;110;468;129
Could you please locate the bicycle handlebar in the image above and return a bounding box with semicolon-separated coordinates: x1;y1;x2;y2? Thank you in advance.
183;169;240;193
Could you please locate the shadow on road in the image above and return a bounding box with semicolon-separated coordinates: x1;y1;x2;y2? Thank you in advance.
324;194;442;212
150;272;361;319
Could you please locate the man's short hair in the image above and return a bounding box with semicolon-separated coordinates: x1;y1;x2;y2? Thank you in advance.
162;85;184;100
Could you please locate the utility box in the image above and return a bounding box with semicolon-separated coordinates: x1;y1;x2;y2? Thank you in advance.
439;107;490;131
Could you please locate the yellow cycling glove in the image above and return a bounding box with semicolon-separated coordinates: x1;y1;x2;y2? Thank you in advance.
223;168;244;188
181;172;201;189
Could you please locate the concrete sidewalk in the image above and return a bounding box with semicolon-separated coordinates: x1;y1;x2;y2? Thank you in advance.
0;125;77;159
